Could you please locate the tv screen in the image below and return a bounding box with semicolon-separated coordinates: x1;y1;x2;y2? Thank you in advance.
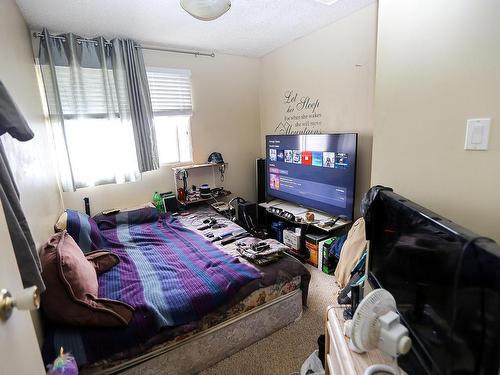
366;190;500;375
265;133;357;219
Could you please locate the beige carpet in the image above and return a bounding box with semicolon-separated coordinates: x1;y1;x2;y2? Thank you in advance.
200;265;339;375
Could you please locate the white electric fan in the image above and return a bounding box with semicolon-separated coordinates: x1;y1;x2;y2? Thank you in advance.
344;289;412;375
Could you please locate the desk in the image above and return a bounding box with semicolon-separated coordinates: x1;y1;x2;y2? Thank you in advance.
325;303;403;375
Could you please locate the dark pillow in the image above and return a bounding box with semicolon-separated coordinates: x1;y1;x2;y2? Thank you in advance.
84;250;119;275
40;231;133;327
65;209;103;253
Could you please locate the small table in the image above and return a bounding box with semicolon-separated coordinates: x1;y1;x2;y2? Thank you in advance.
325;303;404;374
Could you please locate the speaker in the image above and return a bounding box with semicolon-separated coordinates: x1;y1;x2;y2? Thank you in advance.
256;158;266;203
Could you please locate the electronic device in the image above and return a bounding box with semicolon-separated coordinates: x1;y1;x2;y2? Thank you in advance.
268;206;283;216
161;192;178;213
265;133;357;220
200;184;211;198
221;230;249;245
281;210;295;221
211;201;230;213
256;158;267;227
366;189;500;375
344;289;412;375
197;218;216;231
256;158;266;203
210;228;242;243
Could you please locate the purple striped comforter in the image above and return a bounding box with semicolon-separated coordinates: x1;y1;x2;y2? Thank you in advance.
42;208;261;366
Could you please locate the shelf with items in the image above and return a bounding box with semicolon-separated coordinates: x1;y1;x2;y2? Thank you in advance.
177;189;231;207
171;162;228;172
258;200;352;233
259;199;352;264
172;162;229;207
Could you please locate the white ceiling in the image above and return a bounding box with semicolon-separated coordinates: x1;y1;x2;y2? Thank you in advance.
16;0;375;57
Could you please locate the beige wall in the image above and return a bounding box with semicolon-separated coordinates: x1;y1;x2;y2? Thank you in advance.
372;0;500;242
259;4;377;218
0;0;63;346
0;1;63;251
63;52;261;214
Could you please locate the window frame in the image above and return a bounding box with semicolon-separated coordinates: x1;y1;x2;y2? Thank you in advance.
146;66;194;166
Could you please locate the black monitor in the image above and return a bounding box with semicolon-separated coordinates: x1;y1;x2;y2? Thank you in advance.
265;133;357;219
365;190;500;375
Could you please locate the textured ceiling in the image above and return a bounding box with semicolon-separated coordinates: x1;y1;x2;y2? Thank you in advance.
16;0;375;57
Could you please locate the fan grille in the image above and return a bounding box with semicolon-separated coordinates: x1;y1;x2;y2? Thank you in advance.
351;289;397;351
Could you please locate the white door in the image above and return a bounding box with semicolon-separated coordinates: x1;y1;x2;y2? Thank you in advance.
0;199;45;375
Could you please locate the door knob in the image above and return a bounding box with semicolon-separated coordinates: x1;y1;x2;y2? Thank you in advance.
0;286;40;322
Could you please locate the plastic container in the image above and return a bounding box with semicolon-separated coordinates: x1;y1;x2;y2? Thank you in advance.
152;191;164;213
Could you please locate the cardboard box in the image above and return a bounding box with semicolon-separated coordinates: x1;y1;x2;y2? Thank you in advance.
305;233;330;267
283;229;300;250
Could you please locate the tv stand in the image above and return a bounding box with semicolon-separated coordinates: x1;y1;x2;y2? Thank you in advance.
259;199;352;262
259;200;351;233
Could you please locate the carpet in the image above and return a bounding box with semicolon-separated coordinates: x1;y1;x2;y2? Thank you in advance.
200;264;339;375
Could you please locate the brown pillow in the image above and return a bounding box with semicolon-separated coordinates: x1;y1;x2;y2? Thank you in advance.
85;250;120;275
40;231;134;327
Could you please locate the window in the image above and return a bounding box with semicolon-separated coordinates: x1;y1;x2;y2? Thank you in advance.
40;64;139;189
146;68;193;164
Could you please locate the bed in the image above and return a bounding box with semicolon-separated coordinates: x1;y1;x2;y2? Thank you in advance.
42;205;310;374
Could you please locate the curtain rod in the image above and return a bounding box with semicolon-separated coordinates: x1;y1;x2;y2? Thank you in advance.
32;32;215;58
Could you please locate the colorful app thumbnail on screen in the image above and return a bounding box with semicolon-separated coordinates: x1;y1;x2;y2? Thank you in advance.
269;173;280;190
292;150;302;164
302;151;312;165
312;152;323;166
323;152;335;168
335;153;349;169
269;148;277;161
277;149;284;162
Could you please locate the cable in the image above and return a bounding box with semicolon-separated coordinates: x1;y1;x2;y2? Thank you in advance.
449;236;495;373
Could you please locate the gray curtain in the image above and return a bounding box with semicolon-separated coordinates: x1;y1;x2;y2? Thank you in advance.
112;39;159;172
38;29;159;191
0;81;45;292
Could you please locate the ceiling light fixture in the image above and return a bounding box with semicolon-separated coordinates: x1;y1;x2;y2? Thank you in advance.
180;0;231;21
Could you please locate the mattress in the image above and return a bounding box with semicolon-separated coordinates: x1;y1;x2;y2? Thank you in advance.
83;275;301;373
42;205;310;370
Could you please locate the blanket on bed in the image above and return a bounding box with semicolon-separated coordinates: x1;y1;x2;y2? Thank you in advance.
95;208;261;327
42;208;261;365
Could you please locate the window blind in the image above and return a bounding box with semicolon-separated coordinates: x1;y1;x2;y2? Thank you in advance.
44;66;125;118
146;68;193;116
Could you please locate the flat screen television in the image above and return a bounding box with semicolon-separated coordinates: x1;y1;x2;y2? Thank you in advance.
265;133;357;220
365;189;500;375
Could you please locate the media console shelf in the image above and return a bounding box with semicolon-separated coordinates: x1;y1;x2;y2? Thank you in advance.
258;200;352;233
259;199;352;262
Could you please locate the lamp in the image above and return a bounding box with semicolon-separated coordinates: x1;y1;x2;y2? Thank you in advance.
180;0;231;21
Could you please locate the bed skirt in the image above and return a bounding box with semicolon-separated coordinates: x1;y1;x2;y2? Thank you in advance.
83;289;303;375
